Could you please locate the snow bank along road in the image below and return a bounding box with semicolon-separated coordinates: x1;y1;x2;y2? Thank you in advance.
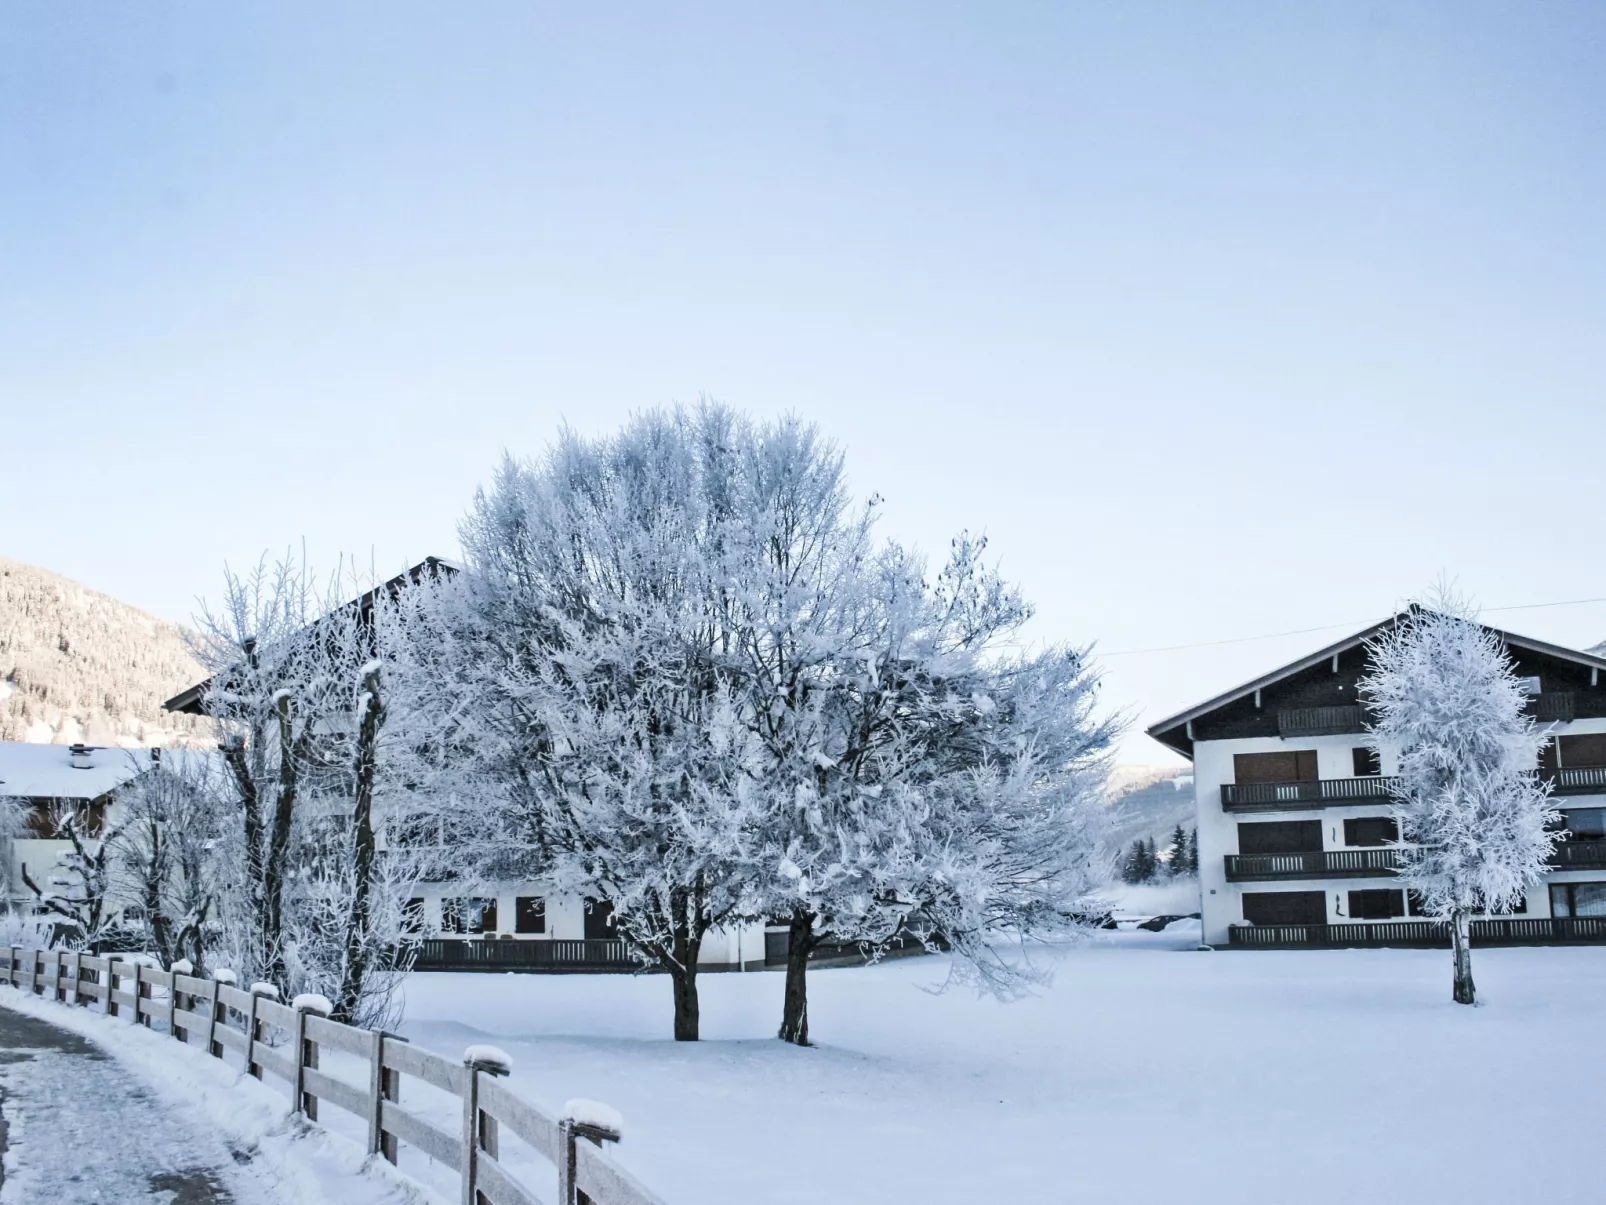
0;988;431;1205
400;926;1606;1205
0;1002;261;1203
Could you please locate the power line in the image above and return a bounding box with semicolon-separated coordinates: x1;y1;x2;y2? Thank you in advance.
1099;594;1606;659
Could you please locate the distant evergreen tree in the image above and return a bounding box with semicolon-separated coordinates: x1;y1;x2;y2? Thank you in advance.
1187;827;1200;875
1122;838;1158;884
1165;824;1189;877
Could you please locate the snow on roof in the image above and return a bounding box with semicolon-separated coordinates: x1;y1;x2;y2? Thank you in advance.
0;742;154;801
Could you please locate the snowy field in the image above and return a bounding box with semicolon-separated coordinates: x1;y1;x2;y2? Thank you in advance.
399;930;1606;1205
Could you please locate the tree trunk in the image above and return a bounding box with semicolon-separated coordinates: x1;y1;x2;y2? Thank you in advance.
778;909;817;1046
335;665;385;1023
666;883;704;1041
261;692;301;987
670;965;701;1041
1450;906;1475;1005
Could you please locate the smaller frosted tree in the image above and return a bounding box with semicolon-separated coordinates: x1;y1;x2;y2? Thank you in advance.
1361;599;1559;1005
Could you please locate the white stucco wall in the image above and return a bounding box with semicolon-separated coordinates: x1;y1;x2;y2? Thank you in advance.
1194;715;1606;945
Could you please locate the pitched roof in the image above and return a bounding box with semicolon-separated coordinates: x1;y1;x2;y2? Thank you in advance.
162;556;455;716
1145;610;1606;757
0;742;154;801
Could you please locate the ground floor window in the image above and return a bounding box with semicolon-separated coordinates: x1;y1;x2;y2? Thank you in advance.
1550;882;1606;918
515;896;547;934
441;897;499;934
1408;890;1527;916
402;898;426;935
1242;890;1326;925
583;897;617;940
1347;889;1405;920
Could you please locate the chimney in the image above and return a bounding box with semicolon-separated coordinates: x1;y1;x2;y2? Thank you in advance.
69;743;92;770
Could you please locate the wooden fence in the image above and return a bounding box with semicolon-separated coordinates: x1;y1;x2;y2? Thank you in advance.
0;946;668;1205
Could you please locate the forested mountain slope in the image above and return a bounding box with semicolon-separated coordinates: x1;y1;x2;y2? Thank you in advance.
0;557;210;747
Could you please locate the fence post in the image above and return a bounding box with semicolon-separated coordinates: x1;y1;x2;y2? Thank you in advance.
72;952;88;1006
206;981;224;1059
462;1048;511;1205
137;964;153;1026
31;948;43;996
559;1108;622;1205
245;987;264;1079
292;995;330;1119
375;1032;406;1164
2;945;13;987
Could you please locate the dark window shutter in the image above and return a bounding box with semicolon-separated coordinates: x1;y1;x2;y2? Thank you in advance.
1294;750;1320;781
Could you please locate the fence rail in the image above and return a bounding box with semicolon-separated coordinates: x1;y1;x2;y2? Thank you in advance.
0;946;666;1205
1227;916;1606;948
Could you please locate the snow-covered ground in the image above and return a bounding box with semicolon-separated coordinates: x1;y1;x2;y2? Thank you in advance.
399;931;1606;1205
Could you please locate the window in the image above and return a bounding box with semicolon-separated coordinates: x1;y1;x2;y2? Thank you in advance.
1242;891;1326;925
1559;734;1606;770
1351;747;1382;777
515;896;547;934
583;897;617;941
1237;820;1322;856
1347;889;1405;920
1517;676;1542;696
1550;882;1606;918
401;898;426;935
1565;809;1606;841
1234;750;1319;785
441;897;499;934
1344;816;1398;847
1410;890;1527;916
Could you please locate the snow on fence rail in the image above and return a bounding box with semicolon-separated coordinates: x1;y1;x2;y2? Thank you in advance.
0;945;667;1205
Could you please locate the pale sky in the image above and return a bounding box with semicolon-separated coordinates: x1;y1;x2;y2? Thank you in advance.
3;3;1603;762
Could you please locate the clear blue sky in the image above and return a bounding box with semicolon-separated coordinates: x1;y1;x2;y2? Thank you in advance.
3;3;1603;761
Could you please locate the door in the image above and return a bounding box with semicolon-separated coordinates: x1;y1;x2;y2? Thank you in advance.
583;898;617;941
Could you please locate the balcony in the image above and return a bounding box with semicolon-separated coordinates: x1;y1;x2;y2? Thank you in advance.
1227;916;1606;948
1551;766;1606;797
1551;839;1606;870
1224;848;1404;882
1277;705;1367;737
409;937;636;973
1221;776;1396;812
1527;692;1576;724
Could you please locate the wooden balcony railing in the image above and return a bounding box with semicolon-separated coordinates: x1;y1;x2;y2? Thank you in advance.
1224;847;1404;881
411;938;636;973
1550;839;1606;869
1527;692;1576;723
1220;776;1396;812
1552;765;1606;796
1228;916;1606;948
1277;705;1367;737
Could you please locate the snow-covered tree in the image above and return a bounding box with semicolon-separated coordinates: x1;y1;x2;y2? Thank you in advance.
1163;825;1189;878
21;806;124;951
191;554;435;1023
105;751;222;970
441;412;763;1041
1361;598;1560;1005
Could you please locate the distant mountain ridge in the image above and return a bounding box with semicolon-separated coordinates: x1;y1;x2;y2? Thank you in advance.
0;557;210;747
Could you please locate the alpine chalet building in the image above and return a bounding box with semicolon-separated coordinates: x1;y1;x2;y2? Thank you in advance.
1147;614;1606;948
